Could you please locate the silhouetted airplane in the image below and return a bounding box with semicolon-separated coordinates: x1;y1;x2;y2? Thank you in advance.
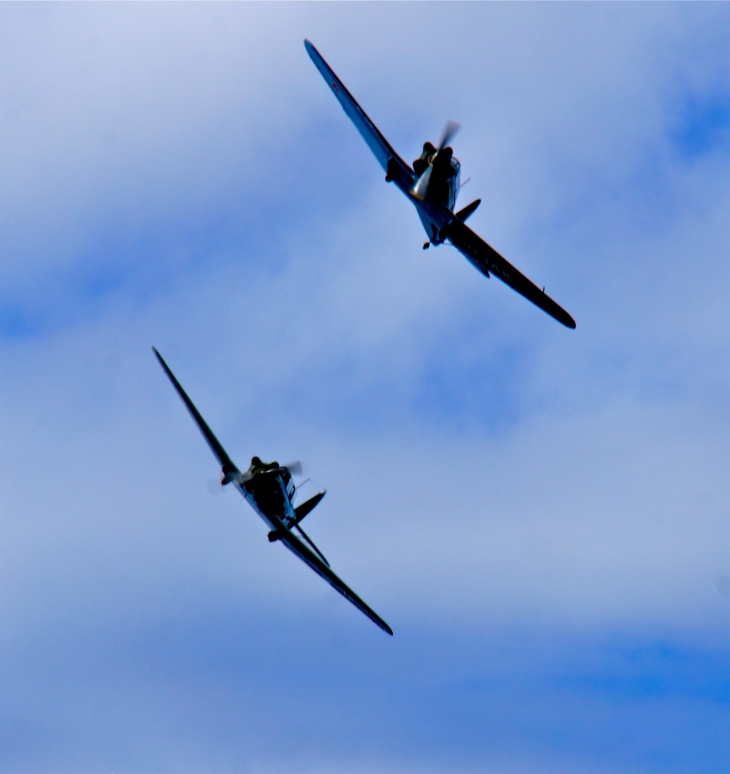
153;347;392;635
306;40;576;329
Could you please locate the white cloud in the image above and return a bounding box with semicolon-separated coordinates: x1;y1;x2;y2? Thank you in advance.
2;4;730;772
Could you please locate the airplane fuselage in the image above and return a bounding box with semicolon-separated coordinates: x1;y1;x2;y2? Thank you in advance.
414;154;461;244
387;143;461;246
235;463;296;533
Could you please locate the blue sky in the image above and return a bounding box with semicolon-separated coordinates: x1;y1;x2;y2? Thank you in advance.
1;4;729;773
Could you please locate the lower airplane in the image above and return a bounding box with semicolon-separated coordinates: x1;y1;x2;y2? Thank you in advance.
153;347;392;635
305;40;576;329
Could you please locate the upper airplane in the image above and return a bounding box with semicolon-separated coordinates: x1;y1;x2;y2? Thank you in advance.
305;40;576;329
153;347;392;635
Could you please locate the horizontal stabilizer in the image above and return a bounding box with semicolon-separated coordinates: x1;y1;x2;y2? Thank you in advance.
455;198;481;222
294;491;326;524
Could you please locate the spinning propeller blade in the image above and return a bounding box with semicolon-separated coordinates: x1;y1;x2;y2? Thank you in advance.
284;460;303;476
411;121;461;200
206;477;226;495
223;469;253;485
437;120;460;152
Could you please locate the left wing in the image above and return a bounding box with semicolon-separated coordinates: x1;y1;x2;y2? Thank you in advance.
153;347;241;480
305;40;415;191
444;218;577;329
277;521;393;635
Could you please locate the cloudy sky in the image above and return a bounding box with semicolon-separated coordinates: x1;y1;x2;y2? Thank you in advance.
1;3;729;772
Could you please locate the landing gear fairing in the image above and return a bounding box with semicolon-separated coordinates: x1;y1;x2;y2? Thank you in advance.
153;348;392;635
305;40;576;329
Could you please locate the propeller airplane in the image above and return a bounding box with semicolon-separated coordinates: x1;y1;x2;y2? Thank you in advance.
153;347;392;635
305;40;576;329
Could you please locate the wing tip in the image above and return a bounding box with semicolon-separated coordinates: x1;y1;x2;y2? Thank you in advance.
304;39;317;58
372;612;393;635
544;298;576;329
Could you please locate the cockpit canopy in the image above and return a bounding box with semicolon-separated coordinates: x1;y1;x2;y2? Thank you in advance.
250;456;279;473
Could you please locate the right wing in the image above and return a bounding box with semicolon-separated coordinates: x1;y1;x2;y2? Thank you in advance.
278;523;393;635
153;347;240;480
305;40;415;191
444;218;577;329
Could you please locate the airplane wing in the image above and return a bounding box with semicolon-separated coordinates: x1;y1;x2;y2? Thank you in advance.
444;218;577;329
153;347;241;480
305;40;415;190
277;521;393;635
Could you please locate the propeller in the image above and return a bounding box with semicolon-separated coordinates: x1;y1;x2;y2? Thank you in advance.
284;460;303;476
210;466;252;492
411;121;461;201
221;468;252;486
437;120;460;153
219;460;302;487
206;477;226;495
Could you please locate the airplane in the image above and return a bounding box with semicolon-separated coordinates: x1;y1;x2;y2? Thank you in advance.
153;347;392;635
305;40;576;329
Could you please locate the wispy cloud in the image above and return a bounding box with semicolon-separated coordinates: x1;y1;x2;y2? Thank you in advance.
1;4;730;772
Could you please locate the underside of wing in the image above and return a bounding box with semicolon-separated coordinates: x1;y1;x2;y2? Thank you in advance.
444;219;576;329
152;347;240;479
305;40;414;190
279;526;393;635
